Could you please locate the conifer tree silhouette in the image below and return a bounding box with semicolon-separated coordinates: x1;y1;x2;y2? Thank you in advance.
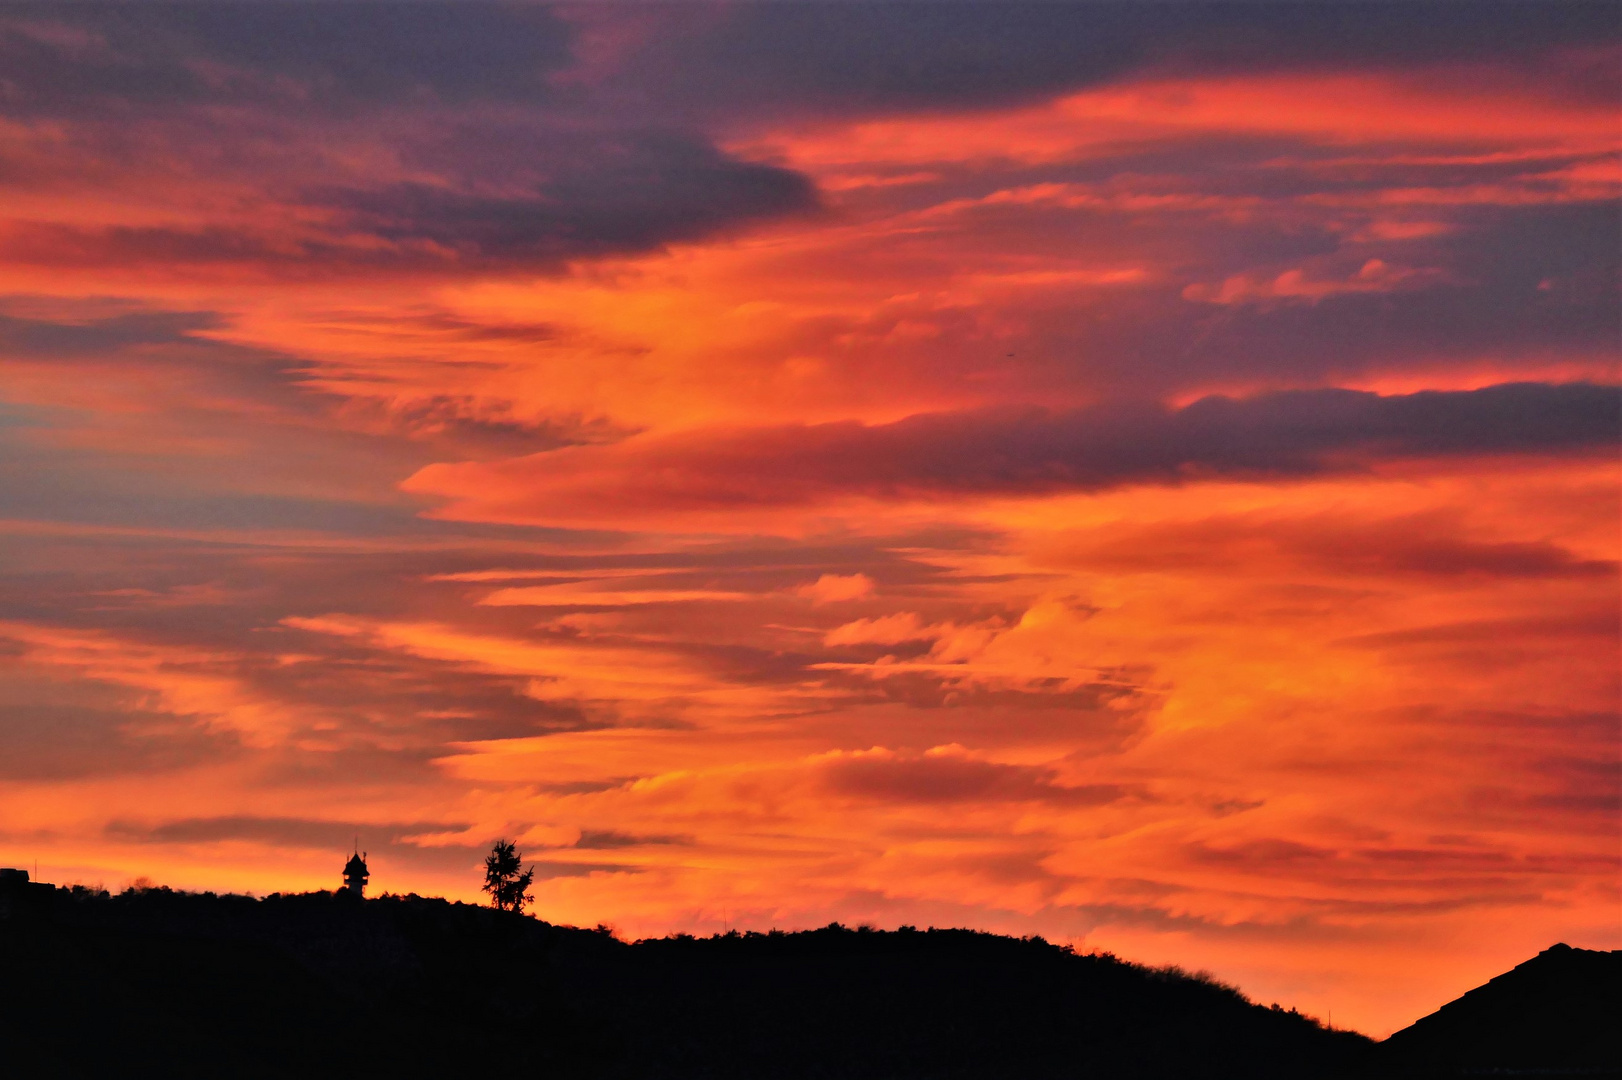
482;839;534;913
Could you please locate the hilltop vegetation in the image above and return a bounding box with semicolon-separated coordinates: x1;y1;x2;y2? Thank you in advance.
0;885;1374;1079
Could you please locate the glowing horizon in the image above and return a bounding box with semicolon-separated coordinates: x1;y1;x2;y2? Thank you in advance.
0;3;1617;1036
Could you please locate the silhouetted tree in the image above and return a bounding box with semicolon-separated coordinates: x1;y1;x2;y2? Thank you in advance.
482;839;534;914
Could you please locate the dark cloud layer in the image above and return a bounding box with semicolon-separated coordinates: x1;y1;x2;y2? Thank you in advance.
823;752;1133;807
433;382;1620;515
614;2;1618;120
4;4;1612;280
0;308;222;355
0;4;574;112
0;702;230;780
8;3;1612;120
1172;204;1622;380
0;6;817;273
106;815;462;849
2;163;815;272
1056;512;1619;582
574;829;690;849
927;199;1621;397
311;131;815;264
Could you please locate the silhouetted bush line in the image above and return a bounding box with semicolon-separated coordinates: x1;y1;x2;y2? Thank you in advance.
0;886;1390;1078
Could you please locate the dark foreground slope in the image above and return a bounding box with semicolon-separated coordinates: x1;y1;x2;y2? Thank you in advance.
1380;943;1622;1078
0;887;1371;1079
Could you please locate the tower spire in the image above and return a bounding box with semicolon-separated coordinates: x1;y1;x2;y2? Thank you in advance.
341;846;369;898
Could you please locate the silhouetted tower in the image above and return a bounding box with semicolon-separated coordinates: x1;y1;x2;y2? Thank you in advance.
342;850;369;897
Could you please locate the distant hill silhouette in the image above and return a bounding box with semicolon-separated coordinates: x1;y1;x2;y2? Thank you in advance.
1380;942;1621;1078
0;884;1374;1079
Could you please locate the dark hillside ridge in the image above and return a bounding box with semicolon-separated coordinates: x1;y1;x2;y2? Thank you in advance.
0;885;1372;1079
1381;943;1622;1078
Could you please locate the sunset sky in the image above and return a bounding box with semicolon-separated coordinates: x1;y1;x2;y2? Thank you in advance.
1;2;1618;1036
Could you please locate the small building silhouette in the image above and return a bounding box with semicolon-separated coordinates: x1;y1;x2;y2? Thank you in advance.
342;851;369;897
0;867;56;920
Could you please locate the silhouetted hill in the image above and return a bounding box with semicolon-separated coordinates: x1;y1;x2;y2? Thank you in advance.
2;884;1377;1078
1380;943;1622;1078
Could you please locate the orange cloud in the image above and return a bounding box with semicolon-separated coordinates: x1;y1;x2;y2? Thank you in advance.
796;573;876;604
